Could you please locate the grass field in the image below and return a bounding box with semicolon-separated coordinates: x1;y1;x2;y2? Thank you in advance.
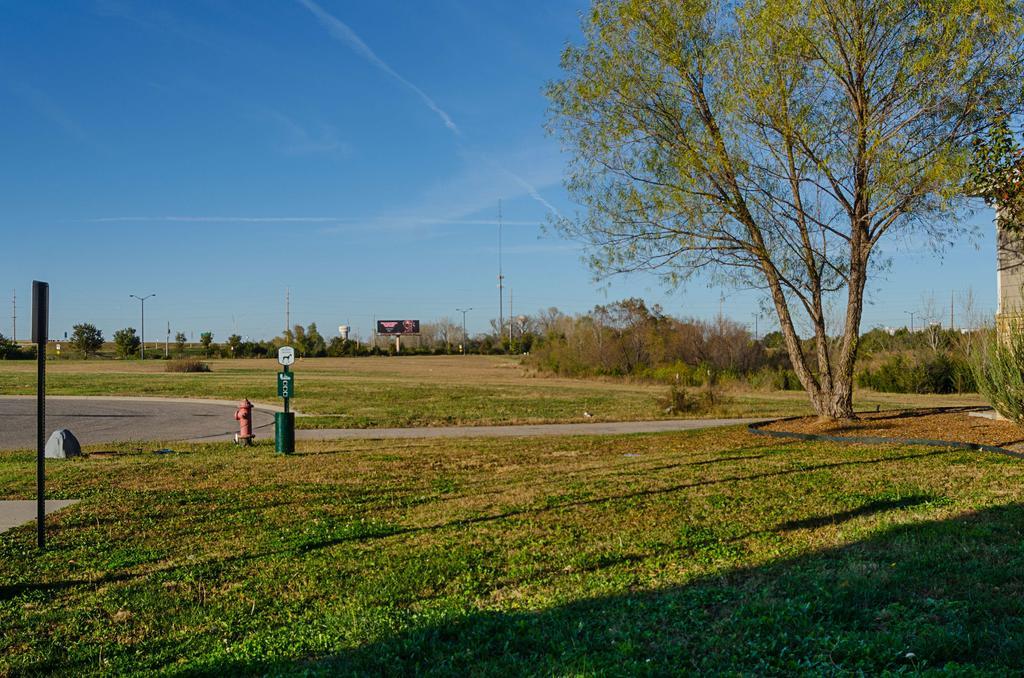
0;355;987;429
1;429;1022;674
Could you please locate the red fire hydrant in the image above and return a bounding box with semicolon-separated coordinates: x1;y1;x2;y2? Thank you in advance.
234;398;254;446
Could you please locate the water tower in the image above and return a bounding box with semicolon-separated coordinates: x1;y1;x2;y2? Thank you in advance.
338;325;350;341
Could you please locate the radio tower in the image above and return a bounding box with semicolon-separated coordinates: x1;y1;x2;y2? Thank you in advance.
285;287;291;336
498;200;505;339
11;289;15;342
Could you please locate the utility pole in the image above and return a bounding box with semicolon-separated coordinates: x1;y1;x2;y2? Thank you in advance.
129;294;155;359
456;307;472;355
950;290;955;330
285;288;291;336
508;288;514;345
904;310;915;333
753;313;759;341
165;321;170;358
498;200;505;342
11;289;15;343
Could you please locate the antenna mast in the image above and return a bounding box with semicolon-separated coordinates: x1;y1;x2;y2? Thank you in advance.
11;289;15;342
498;200;505;340
285;288;291;336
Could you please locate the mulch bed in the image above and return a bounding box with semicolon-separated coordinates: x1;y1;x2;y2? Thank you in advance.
760;407;1024;451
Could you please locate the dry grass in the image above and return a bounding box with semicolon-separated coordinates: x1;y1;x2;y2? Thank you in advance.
0;355;990;429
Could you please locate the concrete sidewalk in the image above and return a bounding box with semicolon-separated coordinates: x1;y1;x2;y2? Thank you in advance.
294;418;762;440
0;500;79;534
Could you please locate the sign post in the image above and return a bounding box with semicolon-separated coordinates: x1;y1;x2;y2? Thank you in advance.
32;281;48;549
275;346;295;454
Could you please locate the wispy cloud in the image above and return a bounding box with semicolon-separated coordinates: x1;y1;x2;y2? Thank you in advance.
85;216;344;223
483;243;580;255
83;215;540;226
296;0;459;134
294;0;562;218
268;111;348;156
6;82;106;153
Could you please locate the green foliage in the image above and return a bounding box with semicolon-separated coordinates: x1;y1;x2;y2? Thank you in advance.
547;0;1024;418
857;353;975;395
113;327;141;358
972;326;1024;423
0;333;32;360
70;323;104;358
746;366;803;391
529;299;780;383
199;331;214;357
174;332;187;355
326;337;368;357
305;323;326;357
970;116;1024;230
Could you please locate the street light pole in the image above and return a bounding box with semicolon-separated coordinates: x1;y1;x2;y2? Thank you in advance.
456;307;472;355
129;293;156;359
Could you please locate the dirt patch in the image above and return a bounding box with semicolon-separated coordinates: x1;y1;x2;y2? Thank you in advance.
762;408;1024;450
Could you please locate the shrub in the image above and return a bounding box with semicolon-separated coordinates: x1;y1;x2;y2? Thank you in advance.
971;326;1024;423
746;366;803;391
165;359;211;373
0;334;34;360
856;352;975;394
113;327;141;358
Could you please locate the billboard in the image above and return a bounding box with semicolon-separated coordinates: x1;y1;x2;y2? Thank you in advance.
377;319;420;335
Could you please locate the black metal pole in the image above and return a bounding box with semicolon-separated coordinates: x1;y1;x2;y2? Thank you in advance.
32;280;48;550
36;331;45;549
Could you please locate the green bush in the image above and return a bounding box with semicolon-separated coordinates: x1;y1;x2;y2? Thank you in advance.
856;352;975;394
746;366;803;391
971;327;1024;423
0;334;34;360
658;381;727;415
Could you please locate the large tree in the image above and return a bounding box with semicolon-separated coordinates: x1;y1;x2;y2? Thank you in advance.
70;323;104;359
113;327;141;359
548;0;1024;418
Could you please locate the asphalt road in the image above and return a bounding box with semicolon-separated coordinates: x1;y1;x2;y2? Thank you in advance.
0;397;276;451
0;396;759;450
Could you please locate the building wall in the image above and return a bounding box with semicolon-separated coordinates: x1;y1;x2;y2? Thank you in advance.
997;216;1024;331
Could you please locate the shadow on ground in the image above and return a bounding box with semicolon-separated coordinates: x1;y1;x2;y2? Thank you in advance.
187;502;1024;676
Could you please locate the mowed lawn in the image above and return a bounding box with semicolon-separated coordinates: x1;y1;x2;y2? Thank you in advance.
0;355;986;428
1;428;1022;675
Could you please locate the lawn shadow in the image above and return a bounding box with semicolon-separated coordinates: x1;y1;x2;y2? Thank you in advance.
191;502;1024;675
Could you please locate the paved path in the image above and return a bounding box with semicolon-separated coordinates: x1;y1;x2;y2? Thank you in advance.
0;396;759;450
0;396;276;451
296;418;762;440
0;500;79;534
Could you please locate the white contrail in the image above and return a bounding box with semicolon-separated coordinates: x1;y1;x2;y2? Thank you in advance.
84;216;542;226
296;0;459;135
504;170;562;218
295;0;560;218
86;216;345;223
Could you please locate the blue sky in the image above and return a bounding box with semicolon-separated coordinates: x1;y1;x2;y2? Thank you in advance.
0;0;1000;343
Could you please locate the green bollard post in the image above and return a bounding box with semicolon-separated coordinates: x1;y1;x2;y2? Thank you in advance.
275;354;296;454
274;411;294;454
